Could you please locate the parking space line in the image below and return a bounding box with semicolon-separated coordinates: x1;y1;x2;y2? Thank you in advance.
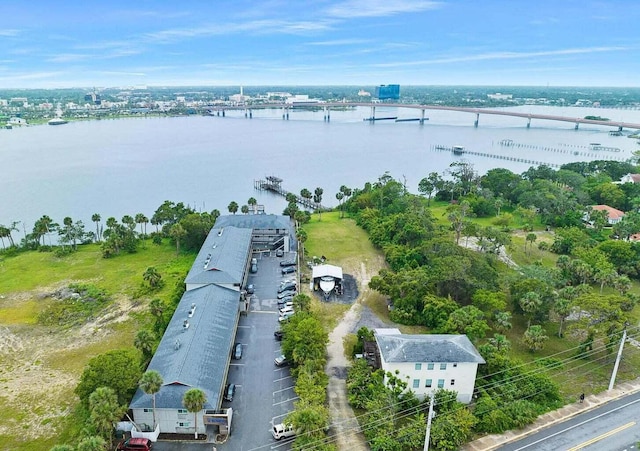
229;363;245;366
273;396;299;406
249;310;278;314
273;387;295;394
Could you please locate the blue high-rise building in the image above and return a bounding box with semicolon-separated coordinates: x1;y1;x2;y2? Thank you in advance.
375;84;400;100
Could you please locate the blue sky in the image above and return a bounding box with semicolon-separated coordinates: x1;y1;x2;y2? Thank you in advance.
1;0;639;88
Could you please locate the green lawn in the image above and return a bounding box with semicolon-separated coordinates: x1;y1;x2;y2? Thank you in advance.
0;240;195;451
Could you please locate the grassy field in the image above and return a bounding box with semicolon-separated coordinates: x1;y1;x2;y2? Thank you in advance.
0;239;194;451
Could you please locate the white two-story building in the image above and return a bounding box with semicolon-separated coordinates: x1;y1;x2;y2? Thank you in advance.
374;329;485;404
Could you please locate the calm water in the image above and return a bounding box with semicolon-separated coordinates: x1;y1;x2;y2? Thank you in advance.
2;105;639;231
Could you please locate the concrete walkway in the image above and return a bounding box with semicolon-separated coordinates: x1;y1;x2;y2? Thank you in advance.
461;377;640;450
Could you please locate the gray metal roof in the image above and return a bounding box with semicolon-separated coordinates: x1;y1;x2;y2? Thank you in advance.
130;284;240;410
185;226;252;286
312;264;343;280
375;332;485;364
214;214;292;231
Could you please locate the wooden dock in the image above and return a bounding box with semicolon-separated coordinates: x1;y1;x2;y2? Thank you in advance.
254;176;326;210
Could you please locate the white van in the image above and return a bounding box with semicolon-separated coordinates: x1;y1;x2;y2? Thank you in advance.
272;423;296;440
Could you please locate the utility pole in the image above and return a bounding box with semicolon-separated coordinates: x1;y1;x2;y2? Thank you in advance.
608;327;627;391
423;394;435;451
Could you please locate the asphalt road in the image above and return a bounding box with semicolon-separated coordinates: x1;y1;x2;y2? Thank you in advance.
497;391;640;451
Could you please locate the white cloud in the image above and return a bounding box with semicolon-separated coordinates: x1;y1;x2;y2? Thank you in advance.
307;38;371;46
373;46;630;68
0;29;20;37
325;0;441;18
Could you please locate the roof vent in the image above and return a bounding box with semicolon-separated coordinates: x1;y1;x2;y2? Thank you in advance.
212;243;217;249
183;319;189;331
188;304;196;317
218;228;224;236
174;339;181;350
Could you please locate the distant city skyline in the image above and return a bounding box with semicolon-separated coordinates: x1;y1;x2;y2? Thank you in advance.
2;0;639;89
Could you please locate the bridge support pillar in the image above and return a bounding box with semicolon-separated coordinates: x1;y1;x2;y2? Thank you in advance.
420;109;425;125
324;107;330;122
527;118;531;128
217;111;220;117
369;106;376;123
282;107;285;120
575;122;579;130
244;109;248;118
286;108;289;120
249;109;252;119
618;125;623;132
222;110;225;117
474;113;479;128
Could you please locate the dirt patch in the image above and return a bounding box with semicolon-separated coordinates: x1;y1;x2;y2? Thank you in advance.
0;287;143;442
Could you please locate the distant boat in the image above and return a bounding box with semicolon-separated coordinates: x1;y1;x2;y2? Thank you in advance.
48;118;68;125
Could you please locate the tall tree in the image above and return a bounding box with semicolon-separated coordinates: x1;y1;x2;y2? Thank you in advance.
418;172;442;206
446;200;471;244
227;201;239;215
91;213;101;242
523;325;549;352
169;223;186;256
241;204;249;214
135;213;149;236
89;386;123;442
183;388;207;439
76;436;107;451
139;370;164;429
519;291;542;328
135;329;156;366
313;187;324;220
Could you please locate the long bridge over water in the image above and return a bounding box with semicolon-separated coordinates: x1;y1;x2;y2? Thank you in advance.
208;102;640;131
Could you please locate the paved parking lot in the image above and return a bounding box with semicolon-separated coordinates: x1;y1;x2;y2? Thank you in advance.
151;252;298;451
217;252;297;451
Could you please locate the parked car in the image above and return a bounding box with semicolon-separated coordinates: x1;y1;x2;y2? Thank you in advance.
279;305;294;315
278;282;296;293
278;311;295;322
281;266;296;275
280;260;296;267
250;263;258;273
276;248;284;257
272;422;296;440
274;330;284;341
274;354;288;366
277;296;294;305
233;343;243;360
277;289;296;299
224;383;236;401
246;284;255;294
117;438;152;451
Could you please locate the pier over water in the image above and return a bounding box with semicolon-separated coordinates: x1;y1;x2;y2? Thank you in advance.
254;176;326;210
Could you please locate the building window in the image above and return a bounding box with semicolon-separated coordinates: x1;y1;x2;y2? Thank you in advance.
413;379;420;388
440;363;447;370
178;409;188;414
425;379;432;388
453;363;458;368
415;363;422;370
178;422;190;427
451;379;456;386
427;363;434;370
437;379;445;388
143;408;152;413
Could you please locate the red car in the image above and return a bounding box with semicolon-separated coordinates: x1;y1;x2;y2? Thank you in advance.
117;437;152;451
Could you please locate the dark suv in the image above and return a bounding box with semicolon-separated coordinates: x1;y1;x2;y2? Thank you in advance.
224;383;236;401
117;438;152;451
280;260;296;267
278;282;296;293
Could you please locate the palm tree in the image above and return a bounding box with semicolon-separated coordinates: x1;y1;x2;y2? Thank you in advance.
241;205;249;214
139;370;163;429
143;266;162;288
135;329;155;365
91;213;101;242
88;386;123;442
525;232;537;255
313;187;323;220
335;192;344;217
170;223;186;256
228;201;239;215
211;209;221;222
183;388;207;439
76;436;107;451
135;213;149;236
247;197;257;213
519;291;542;328
296;228;307;262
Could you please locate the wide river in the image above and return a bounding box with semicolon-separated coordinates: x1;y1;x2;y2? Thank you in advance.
2;105;640;233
